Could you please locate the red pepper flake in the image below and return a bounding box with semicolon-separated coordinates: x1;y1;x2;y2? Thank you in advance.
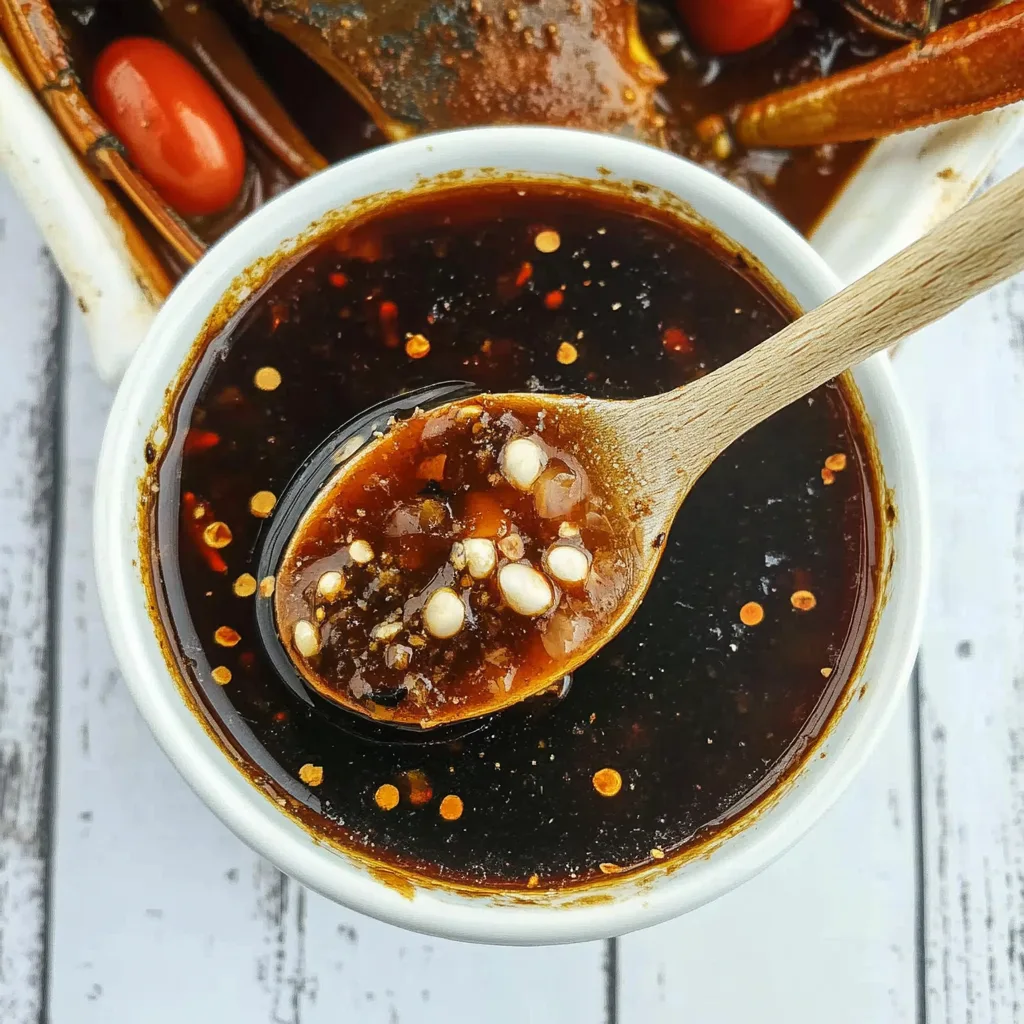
273;710;288;722
214;625;241;648
182;492;227;574
404;769;433;806
405;334;431;359
739;601;764;627
556;341;578;365
328;271;348;288
544;290;564;310
662;327;693;354
515;261;533;286
378;300;401;348
592;767;622;797
269;303;289;331
183;429;220;455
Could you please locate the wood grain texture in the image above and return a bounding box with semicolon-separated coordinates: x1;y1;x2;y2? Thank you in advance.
0;174;62;1024
617;693;919;1023
47;311;609;1023
894;134;1024;1024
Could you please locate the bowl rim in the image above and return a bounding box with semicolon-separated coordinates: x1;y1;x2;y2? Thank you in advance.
94;125;928;944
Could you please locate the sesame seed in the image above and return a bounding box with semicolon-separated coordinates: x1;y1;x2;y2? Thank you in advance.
534;229;561;253
298;763;324;787
233;573;257;597
211;666;232;685
249;490;277;517
791;590;817;612
203;521;232;548
556;341;578;365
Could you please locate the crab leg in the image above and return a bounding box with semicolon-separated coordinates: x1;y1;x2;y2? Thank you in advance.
150;0;327;179
0;0;204;264
736;2;1024;148
244;0;667;145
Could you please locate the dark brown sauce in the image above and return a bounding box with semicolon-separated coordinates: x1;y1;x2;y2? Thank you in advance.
146;181;881;888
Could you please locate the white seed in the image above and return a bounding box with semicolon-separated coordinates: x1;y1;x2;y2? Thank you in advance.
558;521;580;538
545;544;591;585
317;570;344;600
423;587;466;638
293;619;321;658
450;541;467;571
464;538;497;579
371;620;403;642
349;539;374;564
500;437;548;491
498;563;555;617
456;404;484;422
497;533;525;560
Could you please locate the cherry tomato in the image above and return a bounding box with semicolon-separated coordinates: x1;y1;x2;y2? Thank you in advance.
92;37;245;217
676;0;794;54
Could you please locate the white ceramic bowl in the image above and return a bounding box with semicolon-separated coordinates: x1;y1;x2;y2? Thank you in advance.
94;126;927;945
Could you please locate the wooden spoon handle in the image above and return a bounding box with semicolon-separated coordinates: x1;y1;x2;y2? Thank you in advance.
652;166;1024;461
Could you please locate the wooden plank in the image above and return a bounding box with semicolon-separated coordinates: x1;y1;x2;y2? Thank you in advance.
0;173;63;1023
48;309;609;1023
617;693;919;1023
896;138;1024;1024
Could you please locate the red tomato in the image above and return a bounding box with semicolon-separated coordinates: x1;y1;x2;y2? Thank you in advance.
677;0;793;54
92;37;245;217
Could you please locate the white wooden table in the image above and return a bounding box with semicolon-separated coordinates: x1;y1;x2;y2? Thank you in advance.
1;136;1021;1024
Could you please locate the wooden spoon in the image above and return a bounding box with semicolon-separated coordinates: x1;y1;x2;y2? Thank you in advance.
278;169;1024;728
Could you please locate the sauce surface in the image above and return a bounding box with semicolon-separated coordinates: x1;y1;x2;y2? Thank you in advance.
146;181;880;887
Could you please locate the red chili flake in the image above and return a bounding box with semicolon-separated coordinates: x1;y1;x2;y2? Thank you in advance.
181;492;227;574
662;327;693;354
404;769;434;806
544;290;564;310
515;261;533;287
378;300;401;348
328;271;348;288
183;429;220;455
269;303;289;331
273;710;288;723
